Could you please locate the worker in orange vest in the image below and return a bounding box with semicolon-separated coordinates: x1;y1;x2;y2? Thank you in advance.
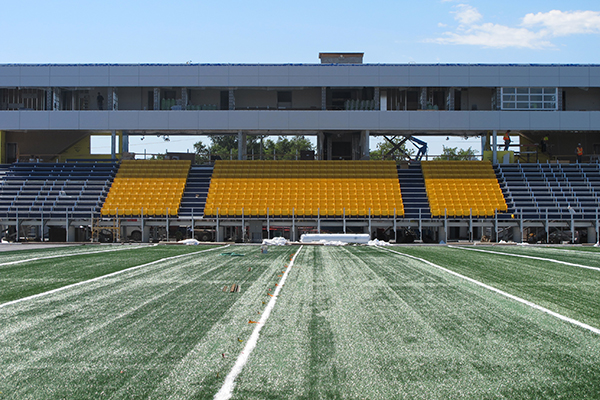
576;143;583;163
503;131;511;151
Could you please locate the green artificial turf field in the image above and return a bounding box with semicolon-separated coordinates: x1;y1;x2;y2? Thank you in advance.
1;244;600;399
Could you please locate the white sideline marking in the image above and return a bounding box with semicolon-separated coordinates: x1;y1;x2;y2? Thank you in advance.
0;245;229;310
0;245;142;268
379;247;600;335
214;246;304;400
448;245;600;272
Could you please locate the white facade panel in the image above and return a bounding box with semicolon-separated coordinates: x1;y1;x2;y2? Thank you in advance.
168;76;200;86
560;112;591;130
318;112;349;129
79;76;110;87
168;111;199;129
19;111;49;129
19;76;51;87
530;111;560;130
439;112;470;129
469;111;500;130
258;76;290;86
347;112;379;129
138;112;169;130
49;111;79;129
109;111;140;129
168;65;199;76
379;112;410;129
560;76;590;87
258;111;289;129
410;111;440;130
79;112;110;129
499;111;530;130
228;111;259;130
0;66;21;76
110;65;139;76
229;76;260;86
289;111;320;129
198;111;230;130
439;76;470;86
0;112;20;129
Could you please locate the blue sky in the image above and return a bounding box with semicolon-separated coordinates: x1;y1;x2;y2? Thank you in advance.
3;0;600;156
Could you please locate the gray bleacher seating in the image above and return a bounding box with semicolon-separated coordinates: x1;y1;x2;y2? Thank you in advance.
496;162;600;220
0;162;118;219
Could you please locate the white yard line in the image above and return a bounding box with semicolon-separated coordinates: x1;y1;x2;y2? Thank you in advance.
379;246;600;336
448;245;600;272
0;245;229;310
214;246;304;400
0;245;144;268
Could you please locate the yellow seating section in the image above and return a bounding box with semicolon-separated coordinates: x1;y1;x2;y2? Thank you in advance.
101;160;191;216
422;160;507;217
203;160;404;217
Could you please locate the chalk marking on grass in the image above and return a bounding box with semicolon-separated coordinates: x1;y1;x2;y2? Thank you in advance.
448;245;600;272
214;246;303;400
0;245;229;310
379;246;600;335
0;245;147;268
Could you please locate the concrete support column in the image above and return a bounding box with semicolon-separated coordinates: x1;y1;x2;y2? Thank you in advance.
588;226;597;244
321;87;327;110
153;88;160;110
317;131;325;160
420;87;427;110
360;130;370;160
181;87;188;108
492;130;498;164
52;88;61;110
142;226;151;243
374;87;380;110
238;131;247;160
46;88;52;111
122;131;129;153
67;225;76;243
111;130;117;159
438;226;447;243
512;226;522;243
228;89;235;110
447;88;455;110
111;87;118;110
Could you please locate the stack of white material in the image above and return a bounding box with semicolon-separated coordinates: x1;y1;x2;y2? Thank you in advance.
367;239;391;246
262;237;289;246
300;233;370;244
178;238;201;245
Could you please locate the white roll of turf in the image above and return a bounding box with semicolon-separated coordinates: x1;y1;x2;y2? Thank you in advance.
300;233;370;244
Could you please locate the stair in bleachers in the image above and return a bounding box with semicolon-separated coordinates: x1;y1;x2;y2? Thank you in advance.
0;162;118;218
178;165;213;217
397;163;431;218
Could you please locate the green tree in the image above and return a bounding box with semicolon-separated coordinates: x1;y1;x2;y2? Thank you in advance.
370;137;414;160
193;135;313;161
434;146;477;161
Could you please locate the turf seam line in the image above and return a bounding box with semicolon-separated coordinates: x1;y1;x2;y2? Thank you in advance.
0;245;229;310
0;245;144;268
448;245;600;272
214;246;304;400
378;246;600;336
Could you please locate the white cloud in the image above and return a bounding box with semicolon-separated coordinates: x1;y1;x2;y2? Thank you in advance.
429;6;600;49
522;10;600;37
438;22;448;27
433;23;552;49
452;4;482;25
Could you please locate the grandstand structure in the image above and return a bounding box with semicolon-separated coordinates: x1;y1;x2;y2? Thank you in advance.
1;56;600;243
